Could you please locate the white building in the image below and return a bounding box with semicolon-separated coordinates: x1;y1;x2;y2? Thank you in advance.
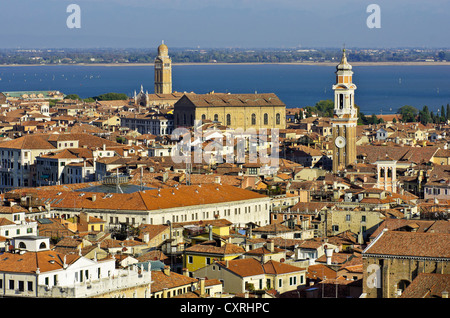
121;114;174;136
0;236;152;298
9;184;272;229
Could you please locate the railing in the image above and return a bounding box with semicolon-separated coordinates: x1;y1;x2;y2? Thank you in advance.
36;268;151;298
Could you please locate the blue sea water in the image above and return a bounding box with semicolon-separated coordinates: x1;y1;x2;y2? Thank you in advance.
0;64;449;114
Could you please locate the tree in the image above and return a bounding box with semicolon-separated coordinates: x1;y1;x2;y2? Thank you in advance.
64;94;82;100
418;105;431;125
314;99;334;117
397;105;418;122
447;104;450;121
91;92;129;101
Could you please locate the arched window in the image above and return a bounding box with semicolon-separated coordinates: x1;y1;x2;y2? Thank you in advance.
214;114;219;122
39;242;47;249
19;242;27;249
226;114;231;126
251;113;256;125
264;113;268;125
201;114;206;121
276;113;281;125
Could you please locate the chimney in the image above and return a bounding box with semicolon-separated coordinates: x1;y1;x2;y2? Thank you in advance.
143;232;150;243
182;268;189;277
198;277;206;297
208;224;213;241
442;291;448;299
91;194;96;202
267;239;275;253
215;176;221;184
324;245;334;265
163;265;171;276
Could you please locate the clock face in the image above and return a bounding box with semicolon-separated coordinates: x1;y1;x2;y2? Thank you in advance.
335;136;346;148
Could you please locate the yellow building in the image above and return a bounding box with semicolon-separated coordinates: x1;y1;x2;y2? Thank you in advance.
174;92;286;130
154;42;172;95
183;243;245;273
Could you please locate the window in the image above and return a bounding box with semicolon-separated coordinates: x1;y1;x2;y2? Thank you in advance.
251;113;256;125
206;257;211;265
346;214;351;222
264;113;268;125
361;215;366;222
9;280;14;290
214;114;219;122
289;276;297;286
278;279;282;288
276;113;281;125
332;225;339;232
188;256;193;264
226;114;231;126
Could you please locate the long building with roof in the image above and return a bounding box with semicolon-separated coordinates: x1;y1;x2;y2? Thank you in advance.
5;183;271;230
173;92;286;130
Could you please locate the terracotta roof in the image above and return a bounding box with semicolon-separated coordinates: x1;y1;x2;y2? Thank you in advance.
0;250;81;273
0;217;15;226
138;224;168;241
177;93;285;108
357;145;439;164
400;273;450;298
151;270;198;293
262;260;306;275
0;135;54;150
185;243;245;256
306;264;337;281
369;219;450;239
136;250;169;263
9;184;267;212
364;230;450;259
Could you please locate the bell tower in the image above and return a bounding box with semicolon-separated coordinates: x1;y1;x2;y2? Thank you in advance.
332;49;358;174
154;41;172;95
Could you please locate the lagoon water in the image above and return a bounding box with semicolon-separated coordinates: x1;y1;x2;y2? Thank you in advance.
0;63;449;114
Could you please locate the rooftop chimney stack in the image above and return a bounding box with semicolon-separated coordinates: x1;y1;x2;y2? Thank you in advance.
324;245;334;265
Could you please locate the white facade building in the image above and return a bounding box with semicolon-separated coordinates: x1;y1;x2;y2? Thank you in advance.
0;236;152;298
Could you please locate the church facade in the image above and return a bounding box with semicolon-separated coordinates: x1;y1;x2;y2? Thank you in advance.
173;92;286;130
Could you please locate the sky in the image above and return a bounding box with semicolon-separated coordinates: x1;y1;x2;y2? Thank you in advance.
1;0;450;49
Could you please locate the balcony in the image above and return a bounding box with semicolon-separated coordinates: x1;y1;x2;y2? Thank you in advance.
36;267;152;298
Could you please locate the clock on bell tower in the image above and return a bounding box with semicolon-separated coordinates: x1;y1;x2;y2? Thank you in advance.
332;49;358;174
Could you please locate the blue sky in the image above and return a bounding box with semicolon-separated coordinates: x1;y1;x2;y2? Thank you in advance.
1;0;450;48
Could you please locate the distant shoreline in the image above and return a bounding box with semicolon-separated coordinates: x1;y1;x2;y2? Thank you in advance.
1;61;450;67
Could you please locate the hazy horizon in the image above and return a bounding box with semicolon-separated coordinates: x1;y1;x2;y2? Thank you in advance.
1;1;449;49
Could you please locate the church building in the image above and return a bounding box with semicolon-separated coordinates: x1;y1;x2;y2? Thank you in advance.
173;92;286;130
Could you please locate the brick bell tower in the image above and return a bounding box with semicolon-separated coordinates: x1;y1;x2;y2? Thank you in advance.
332;49;358;174
154;41;172;95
